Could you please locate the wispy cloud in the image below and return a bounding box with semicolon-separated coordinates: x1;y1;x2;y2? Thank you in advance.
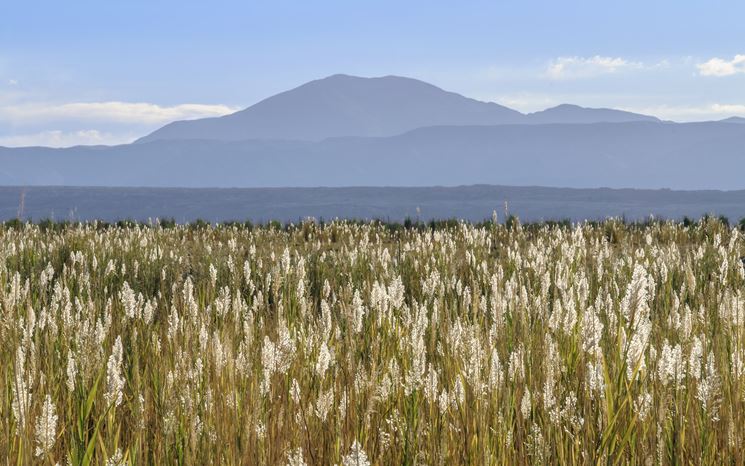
697;54;745;77
0;101;239;124
546;56;643;80
706;103;745;115
0;129;138;148
0;100;240;147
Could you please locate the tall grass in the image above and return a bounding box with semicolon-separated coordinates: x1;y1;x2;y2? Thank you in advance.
1;218;744;464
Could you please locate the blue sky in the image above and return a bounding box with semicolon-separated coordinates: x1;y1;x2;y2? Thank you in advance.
1;0;744;146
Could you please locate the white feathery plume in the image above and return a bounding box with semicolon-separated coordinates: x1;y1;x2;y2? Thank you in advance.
106;448;125;466
286;447;307;466
66;352;77;392
342;440;370;466
11;346;31;431
34;394;58;457
657;340;684;387
315;341;332;379
104;336;125;407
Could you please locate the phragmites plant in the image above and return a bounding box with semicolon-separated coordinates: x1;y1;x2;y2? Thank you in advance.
1;216;745;464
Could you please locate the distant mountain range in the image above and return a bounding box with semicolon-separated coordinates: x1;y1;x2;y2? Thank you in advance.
1;74;744;189
720;116;745;124
137;74;659;143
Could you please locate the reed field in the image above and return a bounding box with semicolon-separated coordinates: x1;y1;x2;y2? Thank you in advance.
2;217;745;465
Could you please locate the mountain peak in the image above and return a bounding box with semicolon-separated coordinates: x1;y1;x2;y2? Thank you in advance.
527;104;659;124
299;74;451;95
720;116;745;124
321;73;404;80
550;103;583;110
136;74;523;143
136;74;662;144
320;73;428;82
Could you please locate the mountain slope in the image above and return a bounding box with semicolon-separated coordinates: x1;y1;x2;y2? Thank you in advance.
720;116;745;124
5;121;745;190
526;104;660;124
136;74;526;143
137;74;663;143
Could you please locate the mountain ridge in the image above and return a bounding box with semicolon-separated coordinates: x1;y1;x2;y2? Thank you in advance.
135;74;663;144
526;103;660;124
3;74;745;191
4;121;745;190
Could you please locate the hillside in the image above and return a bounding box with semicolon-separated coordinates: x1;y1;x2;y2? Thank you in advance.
3;121;745;189
136;74;660;143
136;74;525;143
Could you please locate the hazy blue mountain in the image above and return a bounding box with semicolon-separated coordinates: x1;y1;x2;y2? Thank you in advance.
4;121;745;190
3;75;744;191
720;116;745;124
137;74;664;143
526;104;660;124
137;74;525;143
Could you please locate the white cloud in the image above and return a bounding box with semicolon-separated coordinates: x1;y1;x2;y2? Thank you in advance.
7;79;18;86
0;129;137;148
697;55;745;77
0;101;239;124
546;56;643;80
0;100;240;147
708;103;745;114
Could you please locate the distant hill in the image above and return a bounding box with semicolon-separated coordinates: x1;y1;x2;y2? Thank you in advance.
3;74;745;191
526;104;660;124
720;116;745;124
137;74;526;143
4;121;745;190
136;74;660;143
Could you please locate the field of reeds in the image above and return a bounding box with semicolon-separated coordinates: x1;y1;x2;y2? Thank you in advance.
2;217;745;465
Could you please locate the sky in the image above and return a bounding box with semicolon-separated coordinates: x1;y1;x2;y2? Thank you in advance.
1;0;744;147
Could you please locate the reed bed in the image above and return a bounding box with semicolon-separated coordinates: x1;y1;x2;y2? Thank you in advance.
1;218;744;464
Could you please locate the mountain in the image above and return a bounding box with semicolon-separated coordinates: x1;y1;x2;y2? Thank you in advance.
4;121;745;190
136;74;525;143
137;74;660;143
3;74;744;191
720;116;745;124
526;104;660;124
